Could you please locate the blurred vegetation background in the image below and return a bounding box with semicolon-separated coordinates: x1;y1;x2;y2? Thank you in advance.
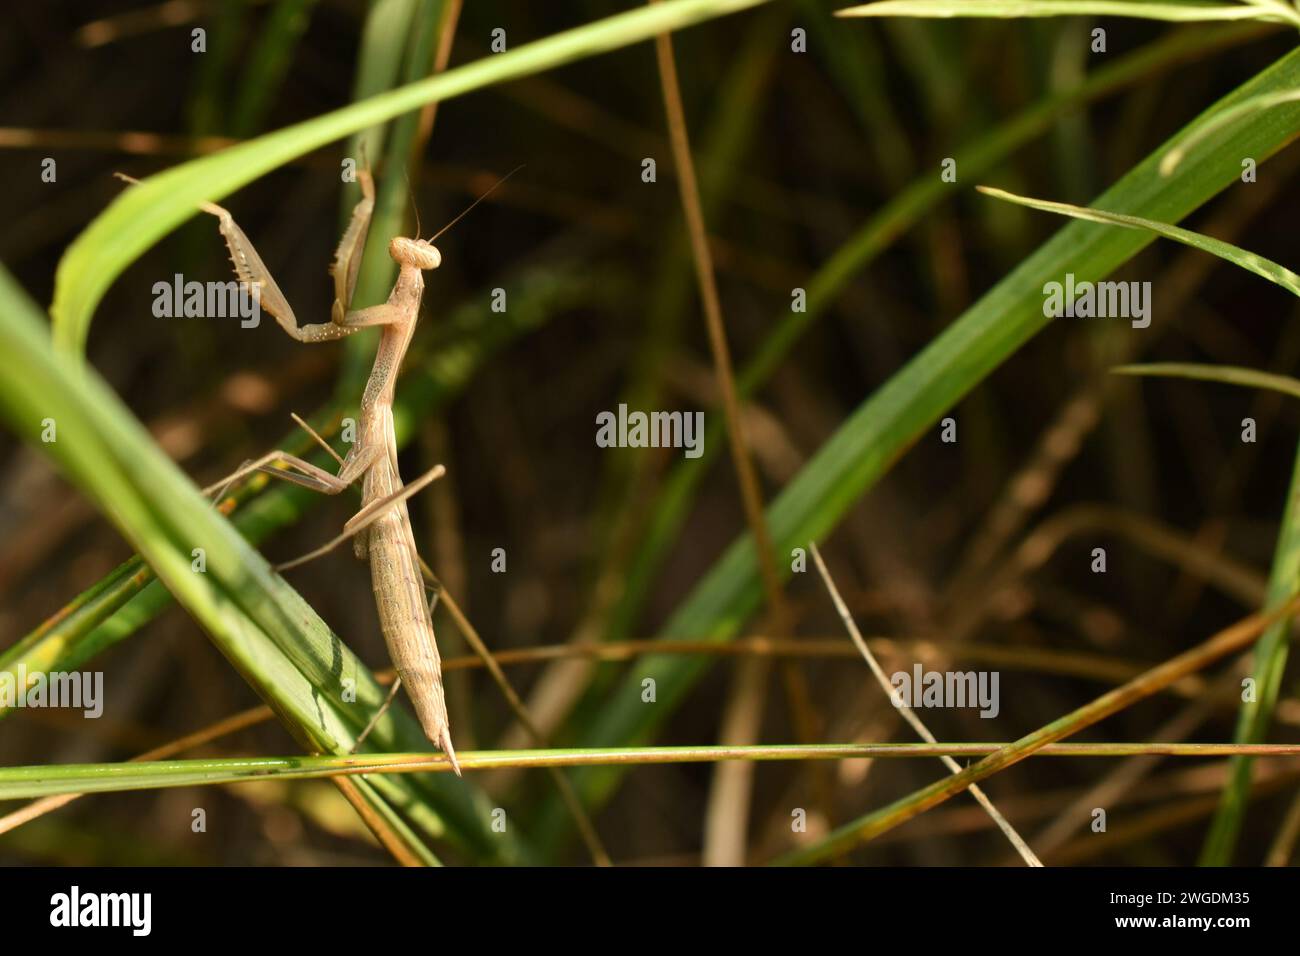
2;0;1299;865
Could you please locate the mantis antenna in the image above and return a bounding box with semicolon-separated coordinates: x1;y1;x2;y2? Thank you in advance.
427;164;524;242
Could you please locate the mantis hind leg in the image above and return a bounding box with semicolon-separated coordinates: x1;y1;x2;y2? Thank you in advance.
350;676;402;754
115;171;374;344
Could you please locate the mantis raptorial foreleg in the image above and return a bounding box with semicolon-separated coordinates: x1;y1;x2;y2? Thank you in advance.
118;165;380;342
203;169;376;342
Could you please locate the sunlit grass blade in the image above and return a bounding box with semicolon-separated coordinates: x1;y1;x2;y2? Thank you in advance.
6;743;1300;801
977;185;1300;296
835;0;1300;25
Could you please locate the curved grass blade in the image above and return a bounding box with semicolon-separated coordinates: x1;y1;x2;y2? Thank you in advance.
977;185;1300;296
1114;362;1300;398
51;0;774;354
835;0;1300;25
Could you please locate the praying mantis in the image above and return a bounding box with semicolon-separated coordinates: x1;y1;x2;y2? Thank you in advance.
127;163;498;774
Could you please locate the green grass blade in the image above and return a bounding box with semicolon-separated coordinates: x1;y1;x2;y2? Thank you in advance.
1203;445;1300;862
229;0;321;138
344;0;422;167
533;44;1300;852
978;185;1300;296
1114;362;1300;398
50;0;773;354
1111;360;1300;863
339;0;451;392
835;0;1300;24
9;743;1299;801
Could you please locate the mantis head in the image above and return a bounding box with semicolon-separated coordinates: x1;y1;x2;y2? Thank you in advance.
388;166;523;273
389;237;442;270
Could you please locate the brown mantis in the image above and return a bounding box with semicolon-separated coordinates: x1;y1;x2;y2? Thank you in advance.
127;164;504;774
